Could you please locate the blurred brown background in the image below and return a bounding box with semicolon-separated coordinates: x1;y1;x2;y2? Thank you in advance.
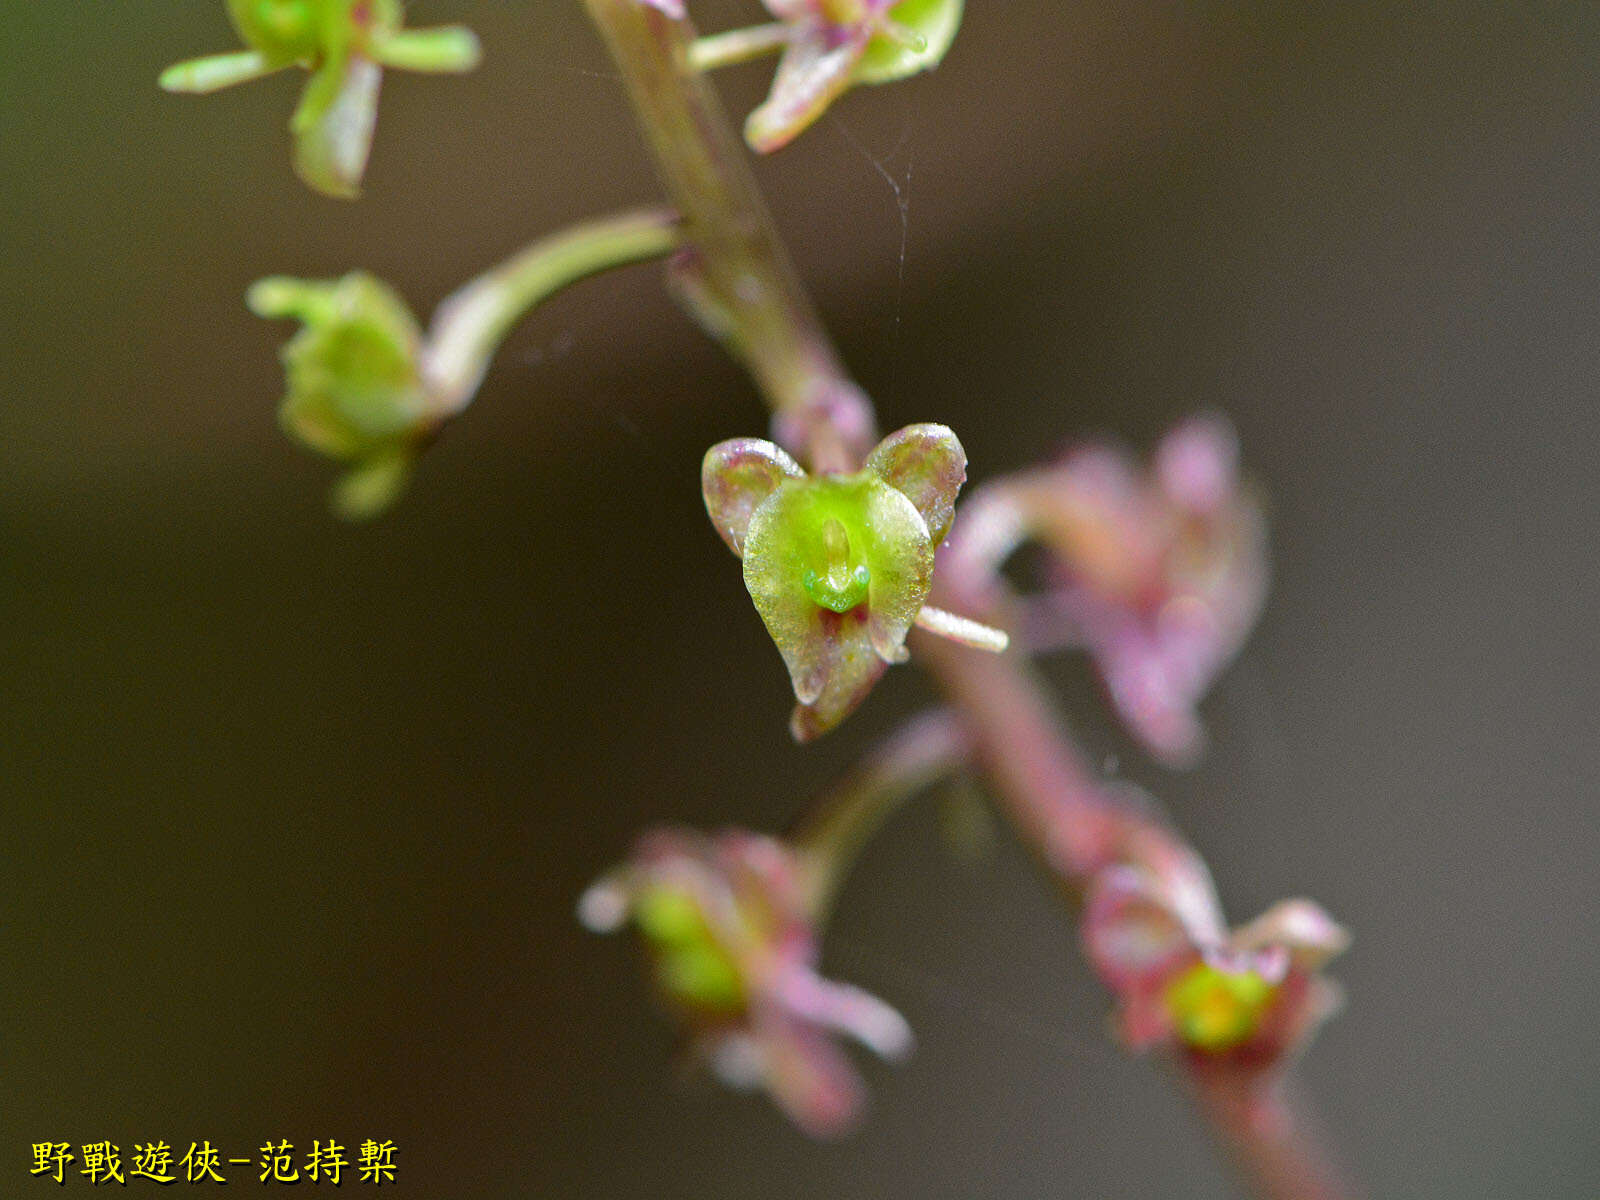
4;2;1597;1196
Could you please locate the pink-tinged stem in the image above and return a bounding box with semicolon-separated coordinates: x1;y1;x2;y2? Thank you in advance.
920;622;1357;1199
1193;1071;1363;1200
582;0;874;473
581;3;1358;1196
911;630;1122;883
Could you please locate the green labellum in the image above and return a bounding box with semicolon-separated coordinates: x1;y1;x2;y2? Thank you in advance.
1164;961;1277;1052
743;471;934;706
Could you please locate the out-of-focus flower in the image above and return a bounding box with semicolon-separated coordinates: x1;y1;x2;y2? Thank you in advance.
1082;863;1348;1068
744;0;964;153
955;414;1266;767
579;827;912;1137
247;210;681;517
703;424;1005;741
161;0;480;198
248;272;439;518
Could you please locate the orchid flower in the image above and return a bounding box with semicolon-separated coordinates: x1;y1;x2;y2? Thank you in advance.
247;272;437;518
685;0;963;153
1083;863;1348;1066
161;0;480;198
954;414;1267;767
703;424;1006;740
579;827;912;1137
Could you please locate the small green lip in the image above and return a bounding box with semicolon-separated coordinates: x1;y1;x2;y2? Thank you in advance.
802;564;870;613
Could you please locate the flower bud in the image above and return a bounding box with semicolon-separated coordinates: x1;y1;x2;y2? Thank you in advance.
248;272;435;517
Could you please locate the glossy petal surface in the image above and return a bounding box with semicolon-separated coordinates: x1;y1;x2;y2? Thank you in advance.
866;422;966;545
702;438;805;556
743;472;933;712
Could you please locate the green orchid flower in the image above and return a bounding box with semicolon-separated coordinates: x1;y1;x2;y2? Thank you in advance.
703;424;1005;740
247;272;436;518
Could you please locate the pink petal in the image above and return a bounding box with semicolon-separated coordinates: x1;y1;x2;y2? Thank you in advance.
1082;866;1197;993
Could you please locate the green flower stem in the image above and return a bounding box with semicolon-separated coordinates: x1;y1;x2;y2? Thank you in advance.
582;0;875;473
689;24;789;72
791;709;972;920
424;206;682;415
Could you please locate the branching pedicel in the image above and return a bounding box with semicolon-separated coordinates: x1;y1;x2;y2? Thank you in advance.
165;3;1358;1196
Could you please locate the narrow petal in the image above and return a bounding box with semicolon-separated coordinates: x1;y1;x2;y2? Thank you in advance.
866;423;967;545
753;1010;868;1139
702;439;805;557
776;965;913;1060
291;54;383;199
576;872;634;933
745;22;873;154
1081;866;1196;994
1117;990;1179;1051
1247;970;1345;1067
370;26;483;74
690;23;791;72
1097;630;1207;769
245;275;333;323
789;613;888;741
1230;899;1350;972
331;449;413;521
1155;412;1239;516
159;50;278;94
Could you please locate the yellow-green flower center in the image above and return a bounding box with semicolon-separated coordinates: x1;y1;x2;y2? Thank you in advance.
635;886;747;1013
1164;961;1277;1051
